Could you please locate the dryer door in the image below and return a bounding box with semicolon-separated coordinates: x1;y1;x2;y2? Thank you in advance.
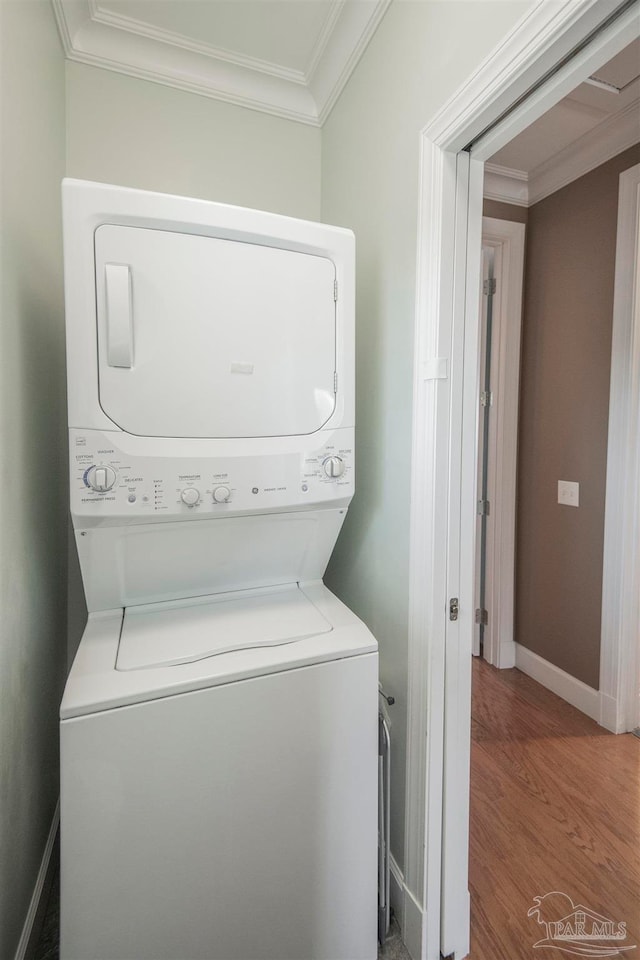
94;225;336;438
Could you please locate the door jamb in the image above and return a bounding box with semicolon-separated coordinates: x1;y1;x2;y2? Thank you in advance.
477;218;525;671
599;162;640;734
404;3;640;959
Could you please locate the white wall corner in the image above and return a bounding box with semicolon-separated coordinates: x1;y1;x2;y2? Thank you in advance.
483;163;529;206
515;644;600;722
14;801;59;960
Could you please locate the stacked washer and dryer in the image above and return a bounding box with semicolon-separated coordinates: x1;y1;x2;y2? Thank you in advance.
60;179;379;960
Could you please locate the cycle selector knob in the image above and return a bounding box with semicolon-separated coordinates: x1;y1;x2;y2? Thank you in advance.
86;464;117;493
213;485;231;503
323;456;345;479
180;487;200;506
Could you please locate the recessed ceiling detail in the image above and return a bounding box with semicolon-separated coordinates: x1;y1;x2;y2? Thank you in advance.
52;0;391;126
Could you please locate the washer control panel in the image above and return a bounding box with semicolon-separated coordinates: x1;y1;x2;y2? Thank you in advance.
70;429;354;522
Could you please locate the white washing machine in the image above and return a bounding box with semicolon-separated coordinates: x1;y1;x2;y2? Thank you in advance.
60;180;378;960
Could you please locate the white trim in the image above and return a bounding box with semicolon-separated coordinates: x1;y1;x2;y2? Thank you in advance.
470;4;640;162
528;98;640;204
389;853;405;934
483;100;640;207
405;134;454;960
408;3;640;958
483;163;529;206
14;801;60;960
51;0;391;126
599;162;640;734
402;886;427;960
480;219;525;672
515;645;600;722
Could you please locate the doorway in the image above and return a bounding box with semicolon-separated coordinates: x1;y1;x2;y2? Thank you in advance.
405;3;640;959
469;71;640;953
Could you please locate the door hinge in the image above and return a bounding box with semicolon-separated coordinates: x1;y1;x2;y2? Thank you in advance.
480;391;493;407
333;371;338;393
333;279;338;301
483;278;496;296
477;499;490;516
475;608;488;626
449;598;459;622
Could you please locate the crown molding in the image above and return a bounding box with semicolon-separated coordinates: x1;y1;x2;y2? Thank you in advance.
483;98;640;207
51;0;391;126
483;163;529;206
528;97;640;203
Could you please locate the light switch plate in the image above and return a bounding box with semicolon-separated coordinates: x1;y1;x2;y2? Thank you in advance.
558;480;579;507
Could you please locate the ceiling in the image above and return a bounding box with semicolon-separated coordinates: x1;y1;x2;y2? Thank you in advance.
52;0;391;126
486;38;640;205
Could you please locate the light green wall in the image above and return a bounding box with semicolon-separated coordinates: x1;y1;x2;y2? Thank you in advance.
65;62;322;220
0;2;67;956
321;0;533;870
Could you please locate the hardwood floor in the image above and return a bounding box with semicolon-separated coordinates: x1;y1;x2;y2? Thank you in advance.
470;658;640;960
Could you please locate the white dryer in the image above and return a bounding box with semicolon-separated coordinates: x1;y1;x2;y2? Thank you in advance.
60;180;378;960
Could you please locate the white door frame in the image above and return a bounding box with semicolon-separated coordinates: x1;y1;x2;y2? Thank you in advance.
476;218;525;671
404;3;640;959
600;161;640;734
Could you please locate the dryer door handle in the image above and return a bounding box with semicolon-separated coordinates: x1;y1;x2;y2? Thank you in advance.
105;263;133;368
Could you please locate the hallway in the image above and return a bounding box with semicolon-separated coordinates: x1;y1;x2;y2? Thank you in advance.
470;658;640;959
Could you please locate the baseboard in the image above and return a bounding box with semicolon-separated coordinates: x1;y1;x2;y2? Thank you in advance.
599;691;624;733
402;885;426;960
497;640;516;669
387;856;427;960
14;800;59;960
389;853;405;931
515;644;599;721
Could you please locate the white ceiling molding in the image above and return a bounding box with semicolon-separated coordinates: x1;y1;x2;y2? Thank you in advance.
51;0;391;126
527;97;640;204
483;163;529;206
484;100;640;207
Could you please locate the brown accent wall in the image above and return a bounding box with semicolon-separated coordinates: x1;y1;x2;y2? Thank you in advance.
516;144;640;689
483;198;528;223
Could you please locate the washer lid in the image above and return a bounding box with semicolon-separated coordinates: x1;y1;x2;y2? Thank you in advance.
116;584;332;670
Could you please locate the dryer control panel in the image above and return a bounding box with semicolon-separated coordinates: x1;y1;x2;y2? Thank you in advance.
70;429;354;525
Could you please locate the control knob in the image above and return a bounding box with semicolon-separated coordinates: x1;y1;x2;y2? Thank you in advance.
86;464;117;493
181;488;200;506
323;456;345;479
213;485;231;503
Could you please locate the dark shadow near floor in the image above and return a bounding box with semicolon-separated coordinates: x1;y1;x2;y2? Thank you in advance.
32;835;59;960
378;917;411;960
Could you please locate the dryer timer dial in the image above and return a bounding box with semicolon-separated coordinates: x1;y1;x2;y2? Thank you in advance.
323;456;345;479
86;464;118;493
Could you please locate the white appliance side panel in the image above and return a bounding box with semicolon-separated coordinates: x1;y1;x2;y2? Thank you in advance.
60;653;378;960
76;509;347;611
95;225;336;439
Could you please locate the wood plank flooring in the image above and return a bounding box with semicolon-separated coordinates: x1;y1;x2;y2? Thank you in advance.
470;658;640;960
